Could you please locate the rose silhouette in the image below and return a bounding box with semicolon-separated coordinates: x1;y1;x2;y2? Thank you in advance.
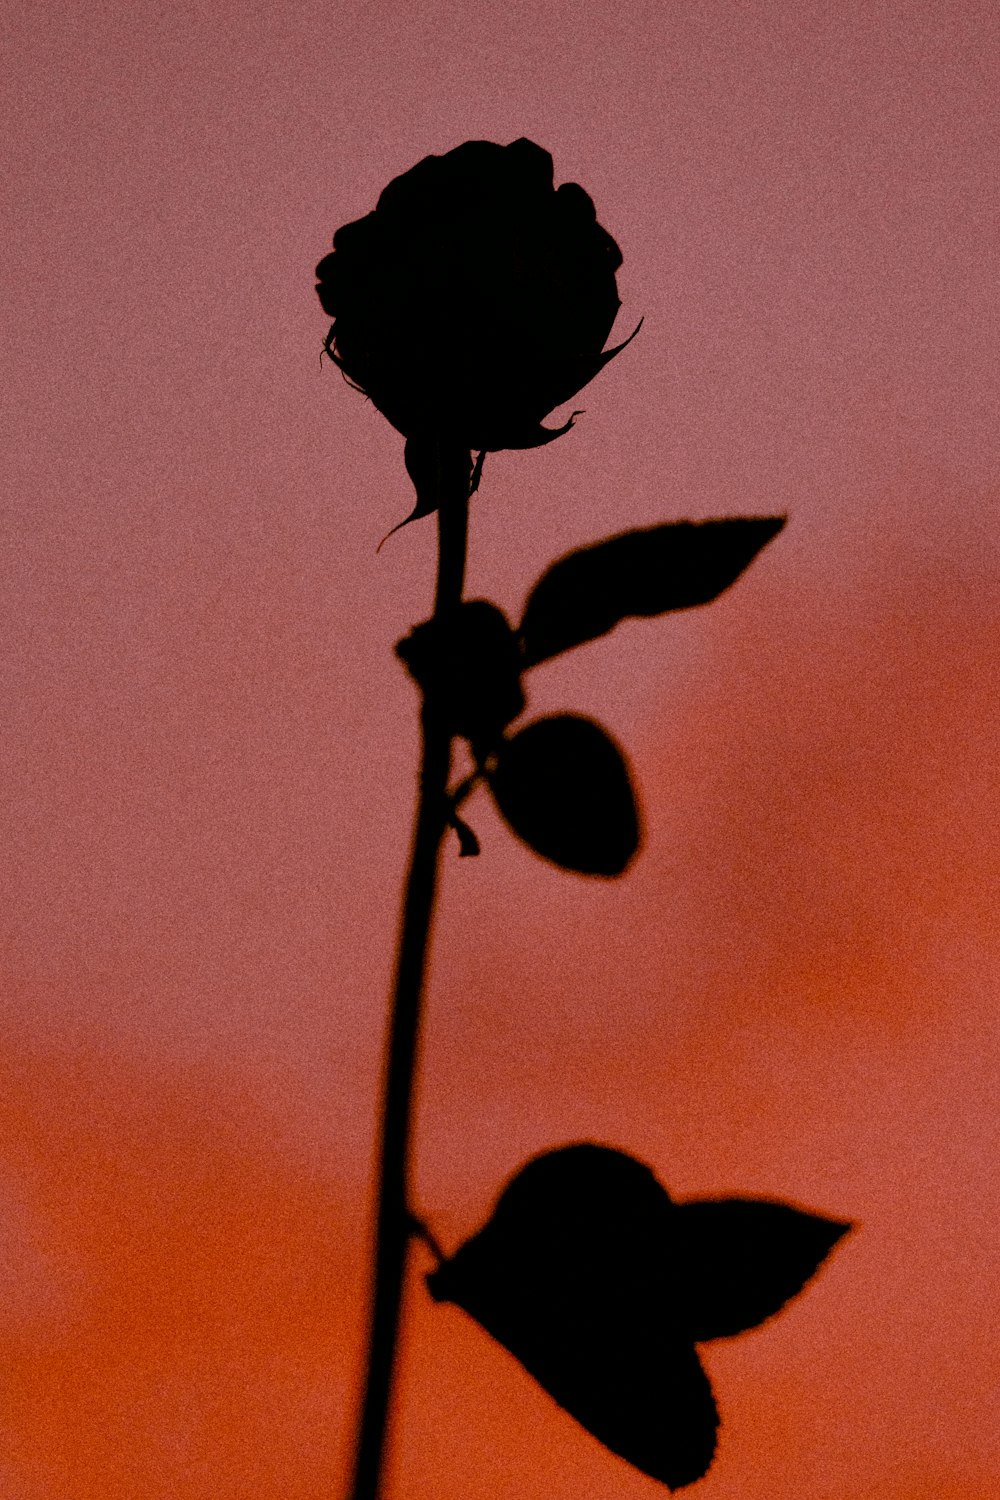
316;138;641;456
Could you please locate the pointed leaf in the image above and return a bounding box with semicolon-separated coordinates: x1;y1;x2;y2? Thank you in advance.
519;516;786;667
484;410;583;452
427;1145;718;1489
675;1198;853;1341
488;714;640;876
384;433;473;534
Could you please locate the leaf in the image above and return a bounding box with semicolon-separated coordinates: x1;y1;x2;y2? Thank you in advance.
487;715;640;876
673;1198;852;1341
427;1145;718;1490
377;434;474;542
426;1143;852;1491
518;516;786;667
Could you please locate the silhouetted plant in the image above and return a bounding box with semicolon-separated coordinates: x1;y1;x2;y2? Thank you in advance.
429;1145;849;1490
316;137;851;1500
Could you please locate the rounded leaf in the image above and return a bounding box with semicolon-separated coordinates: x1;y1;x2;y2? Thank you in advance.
488;714;640;875
427;1145;718;1490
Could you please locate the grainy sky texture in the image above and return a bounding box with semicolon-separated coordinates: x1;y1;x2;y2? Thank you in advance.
2;2;999;1497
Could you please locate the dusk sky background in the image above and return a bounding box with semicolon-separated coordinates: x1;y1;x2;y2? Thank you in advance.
2;2;999;1496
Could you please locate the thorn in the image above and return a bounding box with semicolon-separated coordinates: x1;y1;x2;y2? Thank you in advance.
408;1211;446;1264
450;812;481;857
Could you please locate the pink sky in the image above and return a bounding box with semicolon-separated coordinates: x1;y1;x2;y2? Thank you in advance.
2;2;999;1496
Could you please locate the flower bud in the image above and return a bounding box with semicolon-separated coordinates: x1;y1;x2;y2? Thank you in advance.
317;138;640;454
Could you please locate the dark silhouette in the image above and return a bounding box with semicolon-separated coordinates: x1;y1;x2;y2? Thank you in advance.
316;137;849;1500
316;137;641;457
428;1144;850;1490
396;600;525;746
397;601;641;874
489;714;640;876
518;516;787;666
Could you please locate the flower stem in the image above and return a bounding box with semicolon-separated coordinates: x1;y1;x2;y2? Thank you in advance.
347;459;470;1500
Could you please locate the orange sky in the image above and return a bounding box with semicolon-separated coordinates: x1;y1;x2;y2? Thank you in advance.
3;2;999;1497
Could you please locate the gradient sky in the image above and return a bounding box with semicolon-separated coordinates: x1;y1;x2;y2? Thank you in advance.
2;2;999;1497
